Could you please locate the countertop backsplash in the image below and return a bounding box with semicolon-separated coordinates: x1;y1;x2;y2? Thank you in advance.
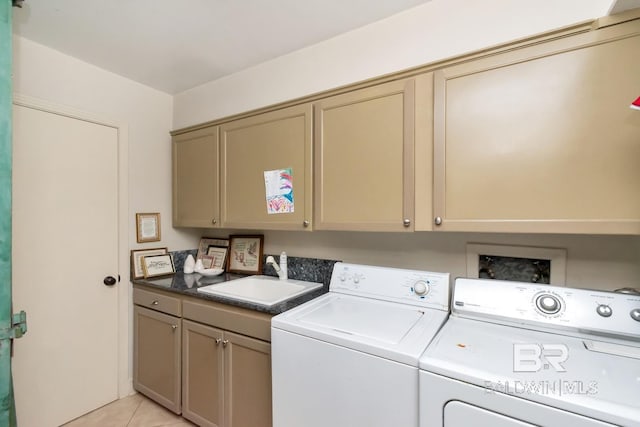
170;249;339;289
170;249;198;272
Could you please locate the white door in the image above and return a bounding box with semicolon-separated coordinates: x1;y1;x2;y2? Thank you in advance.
11;104;120;427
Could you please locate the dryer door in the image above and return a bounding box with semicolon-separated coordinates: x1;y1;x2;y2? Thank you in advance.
444;401;534;427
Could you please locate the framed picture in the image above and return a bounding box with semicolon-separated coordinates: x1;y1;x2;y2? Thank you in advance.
142;254;175;278
131;247;168;279
197;237;229;261
206;245;229;270
228;235;264;275
136;213;161;243
200;255;216;269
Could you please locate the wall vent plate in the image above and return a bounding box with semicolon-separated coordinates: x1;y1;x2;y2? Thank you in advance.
466;243;567;286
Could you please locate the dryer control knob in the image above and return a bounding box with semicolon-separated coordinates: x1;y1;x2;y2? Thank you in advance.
413;281;429;296
536;294;561;315
631;308;640;322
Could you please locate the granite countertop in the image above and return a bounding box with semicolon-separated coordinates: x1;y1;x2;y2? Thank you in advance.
132;270;330;315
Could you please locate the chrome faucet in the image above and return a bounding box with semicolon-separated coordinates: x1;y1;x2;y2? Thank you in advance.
266;251;288;281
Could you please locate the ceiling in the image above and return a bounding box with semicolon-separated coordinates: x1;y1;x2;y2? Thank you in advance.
12;0;640;95
12;0;434;94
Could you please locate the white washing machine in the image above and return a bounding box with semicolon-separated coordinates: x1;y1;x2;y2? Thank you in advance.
419;278;640;427
271;262;450;427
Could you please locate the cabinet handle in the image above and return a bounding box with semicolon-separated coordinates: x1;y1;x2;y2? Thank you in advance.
303;220;310;228
151;300;159;306
222;339;229;347
403;218;411;227
434;216;442;226
171;324;177;331
212;218;217;225
215;338;222;345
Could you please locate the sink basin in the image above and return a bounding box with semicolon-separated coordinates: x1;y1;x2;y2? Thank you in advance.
197;275;323;307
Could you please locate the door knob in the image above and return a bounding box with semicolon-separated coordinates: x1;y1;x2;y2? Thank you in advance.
103;276;117;286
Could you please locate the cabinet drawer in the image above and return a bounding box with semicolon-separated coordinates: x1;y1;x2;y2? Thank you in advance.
183;299;272;342
134;288;181;317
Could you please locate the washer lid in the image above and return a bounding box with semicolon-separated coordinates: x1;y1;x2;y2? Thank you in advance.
272;293;448;366
298;294;424;344
420;317;640;426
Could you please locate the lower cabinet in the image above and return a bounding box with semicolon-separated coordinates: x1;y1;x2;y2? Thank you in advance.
223;331;272;427
133;305;182;414
182;320;224;427
182;320;272;427
133;286;273;427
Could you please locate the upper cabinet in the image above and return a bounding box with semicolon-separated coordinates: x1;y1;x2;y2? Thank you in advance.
433;20;640;234
314;74;433;231
172;126;220;228
220;104;313;230
172;15;640;235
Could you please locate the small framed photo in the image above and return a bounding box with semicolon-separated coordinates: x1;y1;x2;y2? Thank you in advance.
206;246;229;270
142;254;175;278
136;213;161;243
131;247;168;279
197;237;229;261
200;255;216;269
228;235;264;275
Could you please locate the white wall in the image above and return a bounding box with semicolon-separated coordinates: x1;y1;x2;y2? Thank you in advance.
12;36;201;252
173;0;613;128
259;231;640;292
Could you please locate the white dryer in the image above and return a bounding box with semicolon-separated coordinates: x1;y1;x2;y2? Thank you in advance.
419;278;640;427
272;262;450;427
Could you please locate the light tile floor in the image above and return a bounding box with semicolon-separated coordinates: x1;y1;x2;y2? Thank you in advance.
62;394;195;427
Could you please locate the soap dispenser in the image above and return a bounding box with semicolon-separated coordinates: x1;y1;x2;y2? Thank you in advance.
280;251;288;281
183;254;196;274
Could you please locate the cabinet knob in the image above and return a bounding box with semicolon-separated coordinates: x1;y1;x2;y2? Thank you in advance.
303;220;310;228
215;338;222;345
151;300;159;306
434;216;442;226
222;339;229;347
403;219;411;227
171;324;178;331
212;218;217;225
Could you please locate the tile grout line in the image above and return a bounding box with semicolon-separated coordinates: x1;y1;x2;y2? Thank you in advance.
125;395;145;427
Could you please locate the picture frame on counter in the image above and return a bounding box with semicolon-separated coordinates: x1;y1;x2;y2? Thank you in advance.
197;237;229;261
228;235;264;275
131;247;168;279
142;253;175;278
200;255;216;269
136;212;161;243
206;245;229;270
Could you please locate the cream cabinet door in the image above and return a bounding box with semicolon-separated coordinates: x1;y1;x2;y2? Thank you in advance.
314;76;433;231
433;20;640;234
220;104;312;230
224;331;272;427
182;320;224;427
133;305;182;414
172;125;220;228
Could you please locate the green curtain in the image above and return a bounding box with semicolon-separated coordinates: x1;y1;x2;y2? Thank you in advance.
0;1;16;426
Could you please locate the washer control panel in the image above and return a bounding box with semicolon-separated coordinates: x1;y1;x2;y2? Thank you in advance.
330;263;450;311
452;278;640;339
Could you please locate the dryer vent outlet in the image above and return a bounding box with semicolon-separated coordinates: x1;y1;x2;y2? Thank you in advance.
478;254;550;284
465;243;567;286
